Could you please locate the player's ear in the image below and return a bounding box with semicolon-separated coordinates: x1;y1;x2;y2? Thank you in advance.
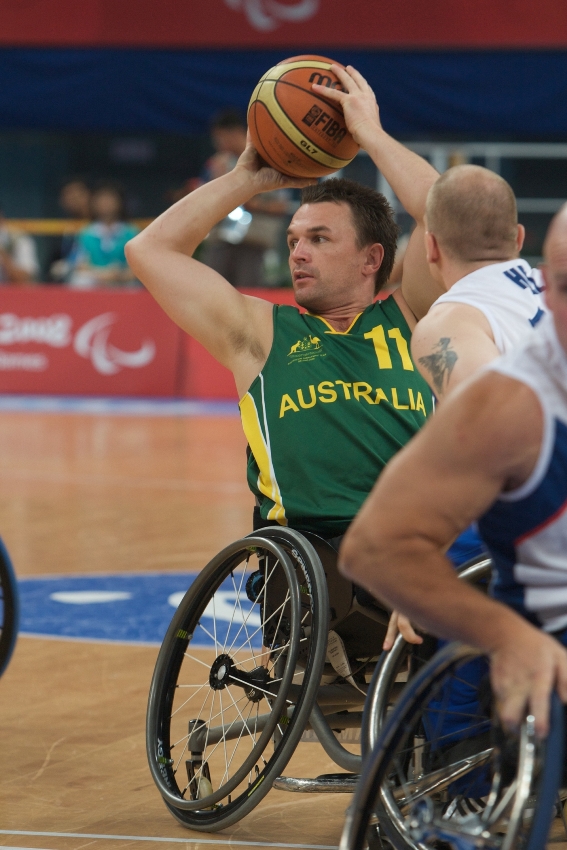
425;231;440;264
516;224;526;252
365;242;384;274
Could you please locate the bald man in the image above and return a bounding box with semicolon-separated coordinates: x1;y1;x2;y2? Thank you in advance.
339;206;567;736
411;165;546;402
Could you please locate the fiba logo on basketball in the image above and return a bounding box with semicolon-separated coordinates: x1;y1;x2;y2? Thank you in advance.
224;0;319;31
302;105;348;146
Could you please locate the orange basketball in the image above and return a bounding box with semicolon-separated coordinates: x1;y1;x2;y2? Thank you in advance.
247;54;359;179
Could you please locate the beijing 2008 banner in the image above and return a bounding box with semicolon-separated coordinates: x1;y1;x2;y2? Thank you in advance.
0;0;565;47
0;289;183;396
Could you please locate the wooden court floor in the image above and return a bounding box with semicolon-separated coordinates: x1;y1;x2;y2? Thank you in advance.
0;407;565;850
0;409;351;850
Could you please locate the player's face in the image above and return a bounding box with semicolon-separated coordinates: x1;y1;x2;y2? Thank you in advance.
544;241;567;354
286;202;376;311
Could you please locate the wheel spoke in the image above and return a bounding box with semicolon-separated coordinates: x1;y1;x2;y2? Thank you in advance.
170;679;210;719
221;700;256;787
169;682;210;720
226;596;291;656
224;557;281;656
221;561;254;654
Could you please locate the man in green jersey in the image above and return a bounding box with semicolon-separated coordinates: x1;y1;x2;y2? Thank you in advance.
126;65;443;538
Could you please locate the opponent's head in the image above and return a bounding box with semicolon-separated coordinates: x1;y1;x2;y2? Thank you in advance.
287;178;399;312
542;203;567;353
425;165;523;284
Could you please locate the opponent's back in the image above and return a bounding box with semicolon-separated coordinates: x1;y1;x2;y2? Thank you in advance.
478;318;567;633
432;258;546;354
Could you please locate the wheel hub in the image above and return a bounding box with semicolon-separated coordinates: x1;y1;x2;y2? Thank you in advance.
209;653;234;690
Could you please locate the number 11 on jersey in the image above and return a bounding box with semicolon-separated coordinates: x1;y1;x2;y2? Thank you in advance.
364;325;414;371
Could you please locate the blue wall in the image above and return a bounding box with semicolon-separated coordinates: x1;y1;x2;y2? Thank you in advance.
1;49;567;137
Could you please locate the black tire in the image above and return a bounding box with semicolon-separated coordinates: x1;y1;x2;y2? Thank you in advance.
147;530;329;831
343;642;564;850
0;536;19;678
362;555;492;758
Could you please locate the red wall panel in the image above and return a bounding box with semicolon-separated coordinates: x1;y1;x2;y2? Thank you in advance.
0;289;183;396
1;0;566;48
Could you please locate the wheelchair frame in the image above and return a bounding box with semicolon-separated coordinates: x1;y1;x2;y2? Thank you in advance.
146;526;490;832
0;536;18;679
341;642;566;850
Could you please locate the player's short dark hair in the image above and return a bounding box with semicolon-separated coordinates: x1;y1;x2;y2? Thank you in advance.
210;109;246;132
300;178;400;293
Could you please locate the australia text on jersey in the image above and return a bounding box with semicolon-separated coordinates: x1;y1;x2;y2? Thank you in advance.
279;381;428;417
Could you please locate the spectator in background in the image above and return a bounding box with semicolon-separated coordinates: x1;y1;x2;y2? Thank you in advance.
50;178;91;283
0;209;39;284
192;110;292;288
68;182;139;289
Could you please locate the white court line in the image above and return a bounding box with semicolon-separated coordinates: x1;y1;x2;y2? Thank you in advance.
0;396;239;417
16;631;162;648
0;831;338;850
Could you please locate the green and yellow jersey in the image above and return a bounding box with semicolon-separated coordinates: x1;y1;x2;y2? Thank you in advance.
240;296;434;537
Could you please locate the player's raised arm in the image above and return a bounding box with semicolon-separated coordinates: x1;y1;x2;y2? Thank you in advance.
313;65;443;318
125;140;312;395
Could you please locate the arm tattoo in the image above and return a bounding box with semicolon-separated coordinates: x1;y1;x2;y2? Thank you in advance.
418;337;458;395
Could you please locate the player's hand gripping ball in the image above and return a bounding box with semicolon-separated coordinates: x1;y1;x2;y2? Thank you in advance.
248;55;360;179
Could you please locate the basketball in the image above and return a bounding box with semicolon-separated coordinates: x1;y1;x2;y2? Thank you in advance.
247;54;360;179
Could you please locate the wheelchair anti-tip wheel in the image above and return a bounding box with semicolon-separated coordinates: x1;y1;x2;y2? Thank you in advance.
342;641;565;850
0;536;19;678
362;555;493;759
146;529;329;831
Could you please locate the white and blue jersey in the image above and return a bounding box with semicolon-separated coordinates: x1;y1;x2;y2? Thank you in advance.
432;259;546;354
478;318;567;634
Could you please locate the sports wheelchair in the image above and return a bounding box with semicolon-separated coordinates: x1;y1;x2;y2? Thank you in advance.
342;641;566;850
146;526;490;832
0;536;18;679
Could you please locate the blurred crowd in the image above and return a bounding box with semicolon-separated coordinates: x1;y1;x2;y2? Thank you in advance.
0;180;140;288
0;110;297;290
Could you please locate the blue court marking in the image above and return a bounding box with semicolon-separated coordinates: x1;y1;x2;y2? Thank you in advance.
0;395;239;417
18;572;261;647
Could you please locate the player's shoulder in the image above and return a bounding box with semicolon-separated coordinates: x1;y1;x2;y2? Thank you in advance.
414;300;492;344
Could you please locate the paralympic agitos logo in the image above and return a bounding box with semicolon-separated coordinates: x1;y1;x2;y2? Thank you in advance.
224;0;319;31
0;311;156;376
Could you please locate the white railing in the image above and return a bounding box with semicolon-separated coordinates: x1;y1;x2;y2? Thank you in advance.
363;141;567;217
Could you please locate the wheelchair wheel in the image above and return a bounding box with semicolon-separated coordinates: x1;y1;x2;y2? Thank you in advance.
147;530;329;831
0;536;19;678
362;555;492;758
342;642;565;850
